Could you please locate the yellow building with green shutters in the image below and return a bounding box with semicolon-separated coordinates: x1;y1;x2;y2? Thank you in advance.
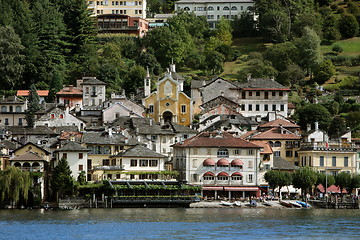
143;64;192;126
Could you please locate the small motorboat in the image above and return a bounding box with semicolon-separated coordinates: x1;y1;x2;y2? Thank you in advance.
296;201;311;208
289;201;302;208
220;201;233;206
234;201;241;207
249;200;257;207
279;200;293;208
263;200;273;207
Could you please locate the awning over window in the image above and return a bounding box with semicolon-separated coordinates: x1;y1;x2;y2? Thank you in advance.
225;187;259;192
203;158;215;166
217;158;229;166
231;158;244;166
231;172;242;176
203;171;215;176
217;172;229;177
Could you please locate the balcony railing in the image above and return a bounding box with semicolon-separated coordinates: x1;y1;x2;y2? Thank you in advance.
18;167;42;172
93;166;124;171
300;142;356;152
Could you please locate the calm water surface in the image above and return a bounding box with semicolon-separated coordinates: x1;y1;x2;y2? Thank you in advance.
0;208;359;239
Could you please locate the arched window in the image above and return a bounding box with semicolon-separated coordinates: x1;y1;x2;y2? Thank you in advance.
217;172;229;180
184;7;190;11
14;162;21;167
268;141;274;147
9;106;13;112
15;106;21;112
1;106;6;112
223;6;229;10
207;6;214;11
217;148;229;158
203;172;215;180
274;141;281;147
231;6;237;10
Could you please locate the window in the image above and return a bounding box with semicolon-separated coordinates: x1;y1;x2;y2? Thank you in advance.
135;1;138;5
207;149;211;155
279;91;283;96
223;6;229;10
256;104;260;111
184;7;190;11
274;141;281;147
18;118;23;126
1;106;6;112
265;92;269;99
272;91;276;96
272;104;276;111
248;149;253;155
248;104;252;111
249;91;253;97
79;165;83;171
59;114;64;119
264;104;268;111
218;176;228;181
63;153;67;159
234;149;240;155
192;159;197;168
103;159;110;166
217;149;229;157
79;153;83;159
286;151;293;157
130;159;137;166
51;114;55;119
231;6;237;10
116;174;121;179
332;156;336;167
181;105;186;113
208;6;214;11
135;10;138;14
149;160;158;167
274;151;281;157
232;176;242;181
264;164;271;170
320;156;324;166
149;105;154;113
204;176;214;181
139;1;142;5
124;10;126;14
248;160;253;169
16;106;21;112
241;104;245;111
256;91;260;96
248;174;253;183
280;105;284;111
191;174;198;182
140;159;148;167
344;157;348;167
193;148;197;154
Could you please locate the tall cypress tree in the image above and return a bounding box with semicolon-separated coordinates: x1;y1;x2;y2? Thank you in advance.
51;156;74;199
26;84;40;127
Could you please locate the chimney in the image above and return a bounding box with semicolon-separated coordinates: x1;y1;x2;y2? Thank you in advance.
247;74;251;82
314;122;319;131
202;80;206;86
125;137;128;144
270;76;275;81
170;62;176;72
76;79;83;88
307;123;312;132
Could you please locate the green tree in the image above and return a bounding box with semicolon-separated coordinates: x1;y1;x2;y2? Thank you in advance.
345;111;360;132
0;166;32;207
335;171;351;196
321;101;339;115
239;52;278;80
296;104;331;131
51;156;75;199
203;51;225;75
0;25;25;90
264;42;297;72
349;174;360;195
294;27;322;77
232;11;258;37
26;84;40;127
48;70;63;102
339;13;359;39
278;64;304;88
264;170;292;199
167;12;208;39
292;166;317;199
328;117;347;137
122;65;146;94
321;14;341;41
313;59;336;84
316;172;335;189
77;171;86;185
213;18;233;46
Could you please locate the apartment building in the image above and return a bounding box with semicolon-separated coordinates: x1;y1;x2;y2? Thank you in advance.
87;0;146;18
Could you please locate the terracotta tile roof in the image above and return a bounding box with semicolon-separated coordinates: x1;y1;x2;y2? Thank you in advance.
239;130;257;139
56;86;82;96
251;141;273;154
173;132;261;148
250;128;301;140
288;103;295;109
59;132;83;140
11;152;45;161
259;119;300;128
17;90;49;97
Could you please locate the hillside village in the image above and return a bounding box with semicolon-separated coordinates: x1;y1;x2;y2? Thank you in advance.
0;0;360;207
0;62;359;207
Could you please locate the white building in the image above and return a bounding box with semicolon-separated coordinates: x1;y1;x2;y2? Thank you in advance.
87;0;147;19
173;131;266;199
175;0;254;27
55;141;89;180
80;77;106;107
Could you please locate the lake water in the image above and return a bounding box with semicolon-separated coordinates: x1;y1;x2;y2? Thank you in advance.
0;208;359;239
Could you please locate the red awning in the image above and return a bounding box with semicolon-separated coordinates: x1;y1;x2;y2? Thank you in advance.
217;158;229;166
231;159;244;166
317;184;347;193
217;172;229;177
225;187;259;192
203;171;215;177
202;187;224;191
231;172;243;176
203;158;215;166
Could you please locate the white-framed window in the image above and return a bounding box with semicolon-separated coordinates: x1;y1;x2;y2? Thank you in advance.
204;176;214;181
149;105;154;113
234;149;240;155
248;160;253;169
140;159;148;167
247;174;253;182
181;105;186;113
248;149;253;155
223;6;229;10
274;151;281;157
231;176;242;181
149;160;158;167
217;149;229;158
207;6;214;11
130;159;137;166
218;176;228;181
192;159;197;168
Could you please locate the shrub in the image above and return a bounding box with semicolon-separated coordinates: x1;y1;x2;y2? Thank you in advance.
332;44;343;54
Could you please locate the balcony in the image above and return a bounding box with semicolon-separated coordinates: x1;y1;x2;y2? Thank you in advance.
93;165;124;171
18;167;42;172
300;142;356;152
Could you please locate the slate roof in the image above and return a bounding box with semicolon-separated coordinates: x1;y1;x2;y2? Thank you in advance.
80;77;106;85
6;126;57;135
173;131;261;148
53;125;79;134
259;119;300;129
272;156;299;170
1;140;17;150
234;78;290;90
112;144;166;158
0;96;25;104
55;141;89;152
11;152;45;161
82;132;138;145
13;142;51;154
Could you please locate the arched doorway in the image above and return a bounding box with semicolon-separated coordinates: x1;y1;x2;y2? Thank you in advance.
162;111;173;123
